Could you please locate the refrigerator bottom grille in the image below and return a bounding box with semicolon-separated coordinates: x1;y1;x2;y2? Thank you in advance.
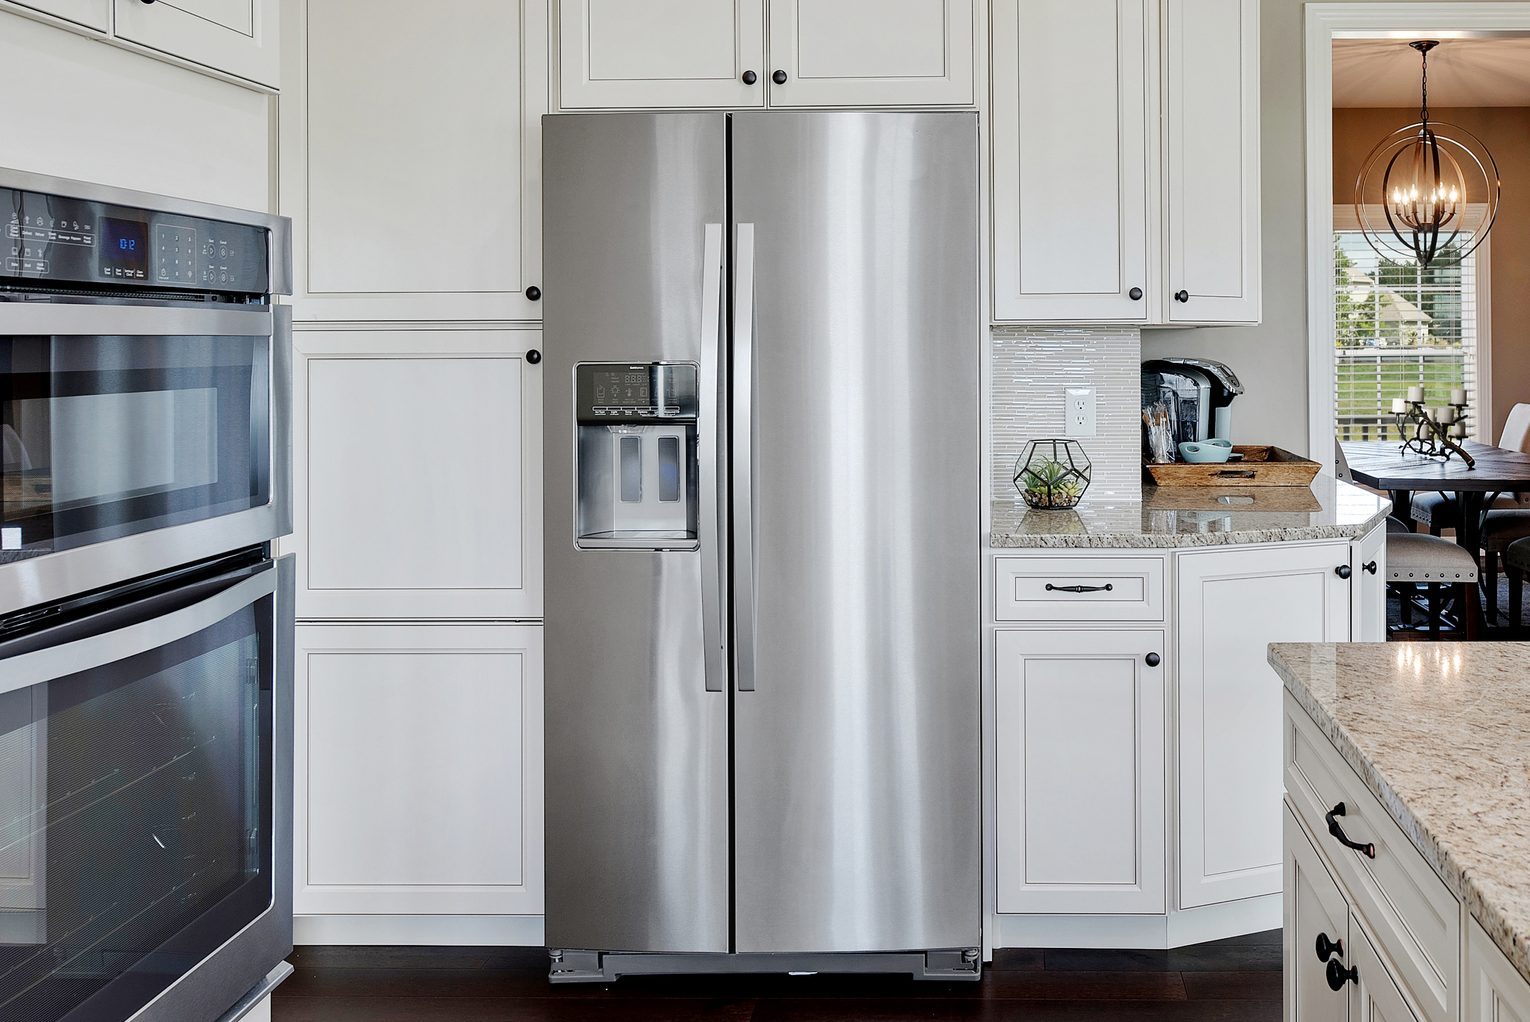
546;949;981;984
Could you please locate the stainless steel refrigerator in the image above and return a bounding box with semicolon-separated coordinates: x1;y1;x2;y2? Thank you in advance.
542;112;980;981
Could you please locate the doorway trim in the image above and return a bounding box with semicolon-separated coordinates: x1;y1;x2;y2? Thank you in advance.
1305;2;1530;468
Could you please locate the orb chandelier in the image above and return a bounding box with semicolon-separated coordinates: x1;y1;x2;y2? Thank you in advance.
1354;40;1501;268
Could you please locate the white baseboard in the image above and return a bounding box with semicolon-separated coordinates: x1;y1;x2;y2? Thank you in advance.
993;894;1282;950
294;914;546;946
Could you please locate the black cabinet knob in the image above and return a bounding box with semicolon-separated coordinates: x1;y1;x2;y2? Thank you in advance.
526;285;541;302
526;349;542;365
1335;564;1353;580
1129;287;1144;301
1145;652;1161;668
773;70;788;85
1327;959;1359;991
1315;932;1344;963
1174;290;1190;303
742;70;758;85
1363;560;1378;575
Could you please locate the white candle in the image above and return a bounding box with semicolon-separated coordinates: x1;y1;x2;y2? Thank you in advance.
1407;385;1425;402
1452;420;1468;438
1451;388;1467;406
1391;398;1408;414
1435;406;1455;424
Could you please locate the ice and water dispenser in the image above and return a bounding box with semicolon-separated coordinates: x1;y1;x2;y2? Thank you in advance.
574;362;699;549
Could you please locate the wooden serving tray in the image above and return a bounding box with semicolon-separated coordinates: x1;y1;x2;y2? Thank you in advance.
1144;446;1321;488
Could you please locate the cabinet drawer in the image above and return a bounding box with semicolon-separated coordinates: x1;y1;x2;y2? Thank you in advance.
1285;693;1458;1022
994;555;1165;622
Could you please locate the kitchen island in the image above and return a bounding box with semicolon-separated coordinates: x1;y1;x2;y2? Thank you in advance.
986;478;1391;952
1273;641;1530;1021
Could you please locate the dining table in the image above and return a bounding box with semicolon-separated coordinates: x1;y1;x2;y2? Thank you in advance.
1340;439;1530;556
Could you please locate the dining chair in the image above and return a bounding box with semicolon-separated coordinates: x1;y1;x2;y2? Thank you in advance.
1338;447;1483;639
1507;536;1530;635
1411;402;1530;534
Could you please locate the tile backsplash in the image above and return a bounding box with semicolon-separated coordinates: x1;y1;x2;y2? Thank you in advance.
992;326;1142;504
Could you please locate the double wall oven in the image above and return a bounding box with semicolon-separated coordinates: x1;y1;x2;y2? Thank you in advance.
0;170;293;1022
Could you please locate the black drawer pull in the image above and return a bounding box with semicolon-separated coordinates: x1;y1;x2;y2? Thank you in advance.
1327;959;1358;991
1315;932;1343;963
1325;802;1376;859
1045;583;1114;594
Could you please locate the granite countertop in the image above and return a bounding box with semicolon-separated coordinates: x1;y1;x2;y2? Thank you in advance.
1270;641;1530;984
990;475;1391;549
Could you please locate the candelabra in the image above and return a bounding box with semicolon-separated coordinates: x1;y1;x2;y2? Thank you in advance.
1391;391;1475;468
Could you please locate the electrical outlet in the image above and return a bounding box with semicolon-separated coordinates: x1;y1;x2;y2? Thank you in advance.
1065;387;1096;437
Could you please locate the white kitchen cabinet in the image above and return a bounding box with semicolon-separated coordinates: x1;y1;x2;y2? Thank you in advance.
1351;921;1423;1022
558;0;765;109
1284;805;1351;1022
1468;919;1530;1022
1177;542;1351;910
291;328;542;620
1352;523;1388;643
281;0;547;321
995;628;1166;915
5;0;108;30
114;0;279;87
1162;0;1260;324
294;623;544;917
765;0;974;107
990;0;1152;322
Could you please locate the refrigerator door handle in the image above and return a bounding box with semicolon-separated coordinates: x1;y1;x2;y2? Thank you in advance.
733;222;758;693
699;222;728;693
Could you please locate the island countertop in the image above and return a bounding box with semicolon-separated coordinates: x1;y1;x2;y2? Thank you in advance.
1270;641;1530;985
990;475;1391;549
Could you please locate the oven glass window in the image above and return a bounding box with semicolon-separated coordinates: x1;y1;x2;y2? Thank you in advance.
0;594;273;1021
0;333;270;558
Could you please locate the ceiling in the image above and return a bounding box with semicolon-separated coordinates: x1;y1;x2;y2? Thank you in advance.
1333;37;1530;108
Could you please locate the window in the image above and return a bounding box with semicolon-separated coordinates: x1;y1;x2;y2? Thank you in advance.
1332;206;1490;442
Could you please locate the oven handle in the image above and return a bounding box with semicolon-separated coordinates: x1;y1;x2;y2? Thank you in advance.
0;563;279;697
0;301;272;337
272;303;294;538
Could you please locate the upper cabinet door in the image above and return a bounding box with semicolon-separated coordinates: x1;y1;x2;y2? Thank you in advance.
282;0;547;321
113;0;279;87
558;0;766;109
991;0;1152;323
765;0;974;107
1163;0;1260;324
9;0;109;31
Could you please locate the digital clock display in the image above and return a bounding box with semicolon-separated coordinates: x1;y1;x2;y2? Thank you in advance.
591;369;652;408
99;216;149;280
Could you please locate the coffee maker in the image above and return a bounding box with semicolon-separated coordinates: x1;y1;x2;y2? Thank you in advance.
1141;358;1244;446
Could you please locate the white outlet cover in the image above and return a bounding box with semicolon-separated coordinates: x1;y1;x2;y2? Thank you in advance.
1065;387;1096;438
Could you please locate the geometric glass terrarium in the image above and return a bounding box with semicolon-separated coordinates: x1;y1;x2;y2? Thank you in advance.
1013;438;1092;510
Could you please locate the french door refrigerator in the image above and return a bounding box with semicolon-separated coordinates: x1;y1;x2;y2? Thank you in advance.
543;112;980;981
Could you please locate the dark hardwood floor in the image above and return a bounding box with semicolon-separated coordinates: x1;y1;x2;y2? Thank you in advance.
272;929;1283;1021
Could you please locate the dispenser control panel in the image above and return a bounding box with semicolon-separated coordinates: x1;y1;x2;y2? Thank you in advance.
576;362;698;422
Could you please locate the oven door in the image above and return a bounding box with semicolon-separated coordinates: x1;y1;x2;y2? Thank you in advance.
1;300;291;613
0;555;293;1022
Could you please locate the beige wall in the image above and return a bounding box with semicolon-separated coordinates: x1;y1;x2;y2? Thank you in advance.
1332;106;1530;441
1141;0;1527;456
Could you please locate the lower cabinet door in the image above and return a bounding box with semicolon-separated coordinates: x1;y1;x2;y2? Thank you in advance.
1351;921;1422;1022
1467;917;1530;1022
1177;543;1352;909
995;628;1166;914
1351;523;1388;643
294;623;544;916
1286;804;1352;1022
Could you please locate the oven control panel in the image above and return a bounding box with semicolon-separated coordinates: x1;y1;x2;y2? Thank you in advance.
2;186;269;294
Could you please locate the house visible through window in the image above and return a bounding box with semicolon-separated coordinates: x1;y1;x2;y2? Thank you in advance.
1333;206;1488;441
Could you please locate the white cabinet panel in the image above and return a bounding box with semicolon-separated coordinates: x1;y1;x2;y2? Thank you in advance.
1163;0;1260;324
991;0;1151;322
1353;523;1387;643
996;628;1165;914
558;0;765;109
0;10;272;211
0;690;45;946
766;0;974;107
5;0;109;30
1468;918;1530;1022
1177;543;1350;909
1352;921;1423;1022
114;0;279;87
294;623;543;916
283;0;546;321
1285;805;1352;1022
293;329;542;620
